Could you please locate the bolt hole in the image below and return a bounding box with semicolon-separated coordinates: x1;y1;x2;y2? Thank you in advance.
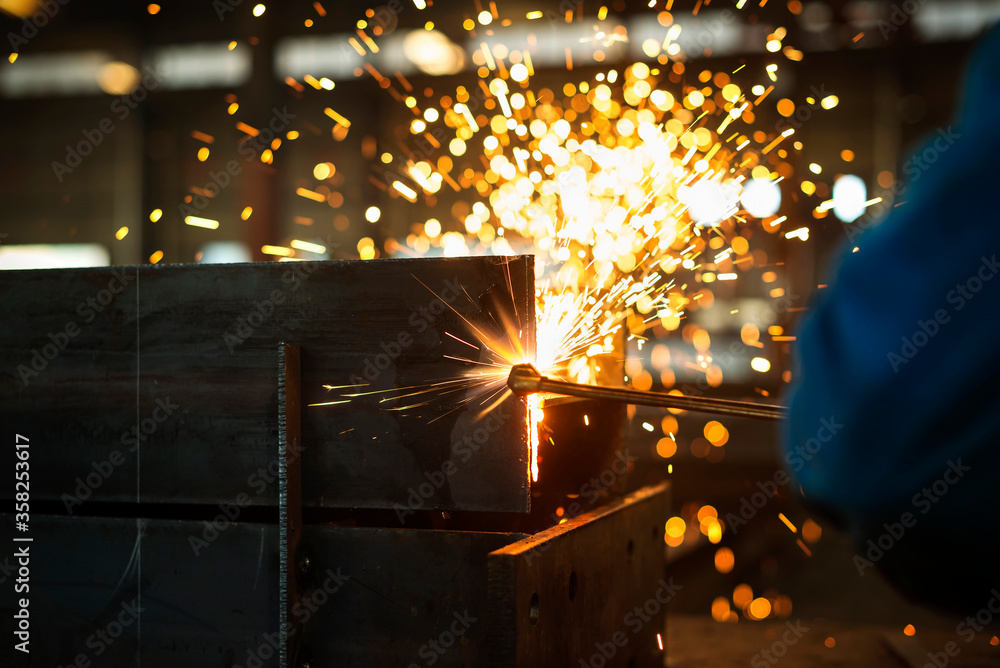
568;571;578;601
627;538;634;561
529;592;540;625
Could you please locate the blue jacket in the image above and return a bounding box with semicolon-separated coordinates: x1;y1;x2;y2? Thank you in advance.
783;23;1000;612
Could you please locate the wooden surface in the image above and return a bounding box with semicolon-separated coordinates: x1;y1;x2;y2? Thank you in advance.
0;255;534;513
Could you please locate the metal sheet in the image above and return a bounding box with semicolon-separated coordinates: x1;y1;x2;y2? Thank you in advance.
0;256;534;512
533;397;628;498
0;485;667;666
487;483;672;667
1;515;273;667
0;514;524;667
299;525;524;667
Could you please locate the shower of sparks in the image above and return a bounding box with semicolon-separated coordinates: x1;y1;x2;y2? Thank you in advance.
356;7;824;412
305;260;543;477
166;2;839;492
288;3;827;484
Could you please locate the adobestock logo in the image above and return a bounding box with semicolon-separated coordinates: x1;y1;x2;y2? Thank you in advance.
349;277;462;385
393;407;511;523
750;620;810;667
725;416;842;535
888;254;999;373
853;459;970;576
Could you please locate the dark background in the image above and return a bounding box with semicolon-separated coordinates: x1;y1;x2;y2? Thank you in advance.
2;0;998;643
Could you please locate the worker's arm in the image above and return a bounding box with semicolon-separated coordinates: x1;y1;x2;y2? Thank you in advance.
783;24;1000;611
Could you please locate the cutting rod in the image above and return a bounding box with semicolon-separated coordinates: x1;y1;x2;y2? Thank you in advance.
507;363;786;421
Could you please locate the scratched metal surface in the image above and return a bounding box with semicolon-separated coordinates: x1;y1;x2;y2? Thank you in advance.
0;256;534;513
488;483;671;667
0;514;523;667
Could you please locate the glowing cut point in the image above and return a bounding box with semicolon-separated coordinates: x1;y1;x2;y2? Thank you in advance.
528;393;541;482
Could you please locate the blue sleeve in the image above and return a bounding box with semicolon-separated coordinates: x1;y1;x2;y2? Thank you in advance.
783;23;1000;609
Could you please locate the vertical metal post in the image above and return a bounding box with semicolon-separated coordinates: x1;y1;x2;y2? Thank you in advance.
279;343;303;667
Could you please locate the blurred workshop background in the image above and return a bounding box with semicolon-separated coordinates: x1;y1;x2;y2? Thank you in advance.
3;0;1000;661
